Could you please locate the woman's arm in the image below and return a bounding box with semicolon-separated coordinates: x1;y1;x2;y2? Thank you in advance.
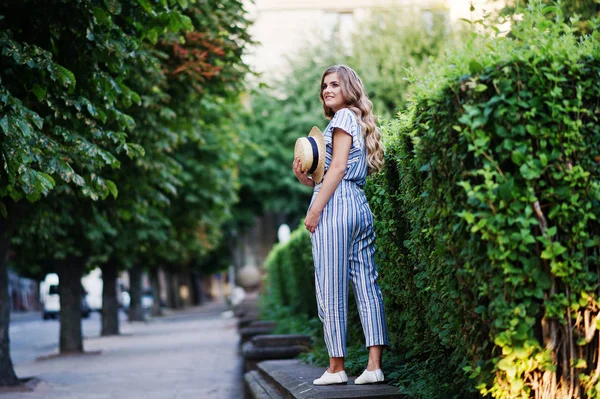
304;127;352;233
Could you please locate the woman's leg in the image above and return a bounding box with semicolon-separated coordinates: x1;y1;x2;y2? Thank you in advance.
348;218;389;351
329;356;345;373
311;205;352;359
367;345;383;371
354;345;385;384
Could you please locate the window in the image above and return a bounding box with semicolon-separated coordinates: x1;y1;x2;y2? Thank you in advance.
323;11;355;53
422;9;450;34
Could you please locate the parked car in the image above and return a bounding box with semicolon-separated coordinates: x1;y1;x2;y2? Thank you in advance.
40;273;91;320
120;286;130;311
142;288;154;310
40;274;59;320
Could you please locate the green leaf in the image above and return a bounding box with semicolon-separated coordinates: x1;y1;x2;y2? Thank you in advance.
0;116;9;134
460;211;475;224
147;28;159;45
137;0;154;14
93;7;109;25
31;84;47;100
179;14;194;31
16;119;32;137
56;65;76;88
520;162;541;180
37;172;56;193
86;103;98;117
105;179;118;199
469;61;483;74
542;6;559;15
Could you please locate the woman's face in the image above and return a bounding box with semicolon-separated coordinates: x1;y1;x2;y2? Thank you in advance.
322;73;345;113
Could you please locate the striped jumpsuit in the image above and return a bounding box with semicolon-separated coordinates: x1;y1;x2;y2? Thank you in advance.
309;107;389;358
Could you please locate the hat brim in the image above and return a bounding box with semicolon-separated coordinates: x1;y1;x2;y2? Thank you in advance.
308;127;326;184
294;126;326;184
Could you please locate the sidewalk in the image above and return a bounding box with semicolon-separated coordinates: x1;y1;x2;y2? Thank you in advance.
5;301;243;399
9;311;40;324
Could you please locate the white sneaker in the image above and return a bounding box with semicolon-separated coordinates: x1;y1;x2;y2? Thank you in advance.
354;368;385;384
313;369;348;385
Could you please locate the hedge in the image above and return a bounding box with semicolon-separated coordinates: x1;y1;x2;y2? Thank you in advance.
385;4;600;398
261;227;317;324
261;3;600;398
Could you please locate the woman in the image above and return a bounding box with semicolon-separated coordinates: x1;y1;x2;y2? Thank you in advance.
293;65;389;386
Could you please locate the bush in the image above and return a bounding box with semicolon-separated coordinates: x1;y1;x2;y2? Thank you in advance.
261;226;317;322
382;3;600;398
261;4;600;398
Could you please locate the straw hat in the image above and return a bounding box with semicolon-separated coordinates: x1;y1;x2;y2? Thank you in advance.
294;126;326;184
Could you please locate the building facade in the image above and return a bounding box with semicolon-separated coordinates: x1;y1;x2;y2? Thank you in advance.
243;0;502;78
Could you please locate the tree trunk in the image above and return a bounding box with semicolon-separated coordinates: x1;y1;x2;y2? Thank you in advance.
0;239;19;386
191;271;205;306
128;266;144;322
0;200;27;387
101;260;119;336
165;271;180;309
172;272;182;309
57;258;84;354
150;268;163;317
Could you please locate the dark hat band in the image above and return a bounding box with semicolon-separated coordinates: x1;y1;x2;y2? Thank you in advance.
307;137;319;174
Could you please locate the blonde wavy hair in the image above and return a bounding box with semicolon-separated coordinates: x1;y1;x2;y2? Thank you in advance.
320;65;384;175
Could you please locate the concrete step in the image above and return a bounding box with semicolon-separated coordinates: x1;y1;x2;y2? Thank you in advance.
252;334;311;348
242;333;312;373
240;326;277;344
245;370;284;399
257;359;406;399
242;341;308;360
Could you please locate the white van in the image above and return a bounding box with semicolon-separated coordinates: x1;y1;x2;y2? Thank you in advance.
40;273;91;320
40;273;60;320
81;268;103;312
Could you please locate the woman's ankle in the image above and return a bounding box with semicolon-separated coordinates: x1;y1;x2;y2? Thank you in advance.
366;364;381;371
329;357;345;373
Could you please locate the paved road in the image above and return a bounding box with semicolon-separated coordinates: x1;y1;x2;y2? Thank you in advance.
10;311;129;365
6;302;244;399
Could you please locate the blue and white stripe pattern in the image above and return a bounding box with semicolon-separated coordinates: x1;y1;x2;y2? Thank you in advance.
309;108;389;357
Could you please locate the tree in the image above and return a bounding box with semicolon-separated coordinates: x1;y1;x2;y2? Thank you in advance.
498;0;600;34
0;0;191;384
350;7;451;117
155;0;252;307
120;0;252;313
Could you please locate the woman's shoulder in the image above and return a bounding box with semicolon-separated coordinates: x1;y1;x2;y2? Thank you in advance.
331;107;358;127
334;107;357;120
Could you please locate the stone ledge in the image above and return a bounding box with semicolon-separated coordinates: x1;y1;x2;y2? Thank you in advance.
245;370;284;399
242;342;308;360
252;334;311;348
0;377;42;393
238;316;259;330
257;359;406;399
249;320;278;329
240;326;276;343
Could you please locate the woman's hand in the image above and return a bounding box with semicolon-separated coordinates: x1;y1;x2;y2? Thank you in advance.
304;208;321;233
293;157;314;187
